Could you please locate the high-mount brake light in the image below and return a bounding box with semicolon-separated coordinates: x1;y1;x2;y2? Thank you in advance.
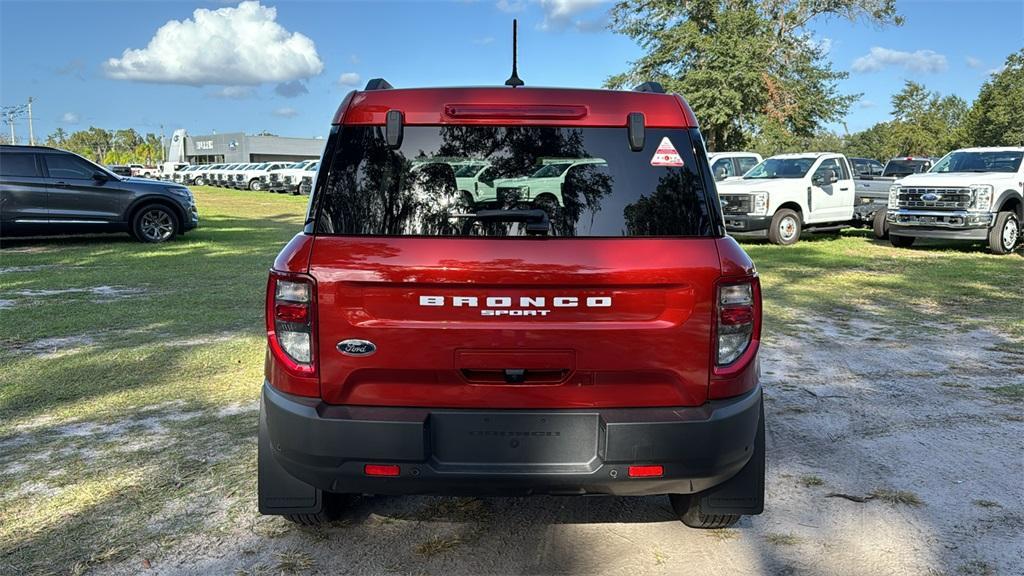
444;104;588;120
267;272;317;379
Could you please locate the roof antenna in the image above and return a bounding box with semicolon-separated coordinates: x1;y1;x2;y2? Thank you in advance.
504;19;524;87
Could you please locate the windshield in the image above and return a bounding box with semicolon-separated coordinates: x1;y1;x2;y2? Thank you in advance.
305;162;319;171
883;159;931;177
454;163;488;177
930;151;1023;174
744;158;815;179
315;126;713;237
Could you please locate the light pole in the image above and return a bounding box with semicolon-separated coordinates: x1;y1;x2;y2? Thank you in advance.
27;97;35;146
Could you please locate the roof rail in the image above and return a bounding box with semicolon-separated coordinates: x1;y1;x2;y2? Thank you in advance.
633;82;665;94
364;78;394;91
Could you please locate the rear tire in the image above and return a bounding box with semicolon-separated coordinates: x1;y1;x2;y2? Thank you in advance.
194;177;205;186
249;179;262;191
283;493;354;526
889;235;915;248
872;210;889;239
669;494;741;529
767;209;801;245
988;211;1019;255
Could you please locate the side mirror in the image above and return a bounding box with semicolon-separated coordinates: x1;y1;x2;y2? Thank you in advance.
811;173;823;186
92;171;109;182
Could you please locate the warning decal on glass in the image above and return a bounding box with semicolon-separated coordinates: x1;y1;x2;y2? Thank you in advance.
650;137;685;167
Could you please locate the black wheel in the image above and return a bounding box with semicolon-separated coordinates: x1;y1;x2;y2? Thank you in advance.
988;211;1019;255
767;209;801;245
283;493;354;526
889;234;915;248
132;205;179;243
872;210;889;240
194;177;205;186
669;494;741;529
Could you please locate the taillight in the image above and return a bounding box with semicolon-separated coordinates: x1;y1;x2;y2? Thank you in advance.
711;277;761;399
266;271;318;395
717;282;755;365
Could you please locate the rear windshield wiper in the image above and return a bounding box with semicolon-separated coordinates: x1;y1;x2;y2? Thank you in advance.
452;209;550;235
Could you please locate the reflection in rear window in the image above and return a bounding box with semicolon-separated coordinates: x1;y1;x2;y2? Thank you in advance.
314;126;713;237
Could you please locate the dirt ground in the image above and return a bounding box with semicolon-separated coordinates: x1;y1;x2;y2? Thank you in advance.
93;311;1023;576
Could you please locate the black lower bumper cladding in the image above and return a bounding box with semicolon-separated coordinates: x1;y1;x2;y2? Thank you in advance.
258;382;764;516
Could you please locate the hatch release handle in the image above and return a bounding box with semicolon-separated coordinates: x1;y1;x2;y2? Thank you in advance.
504;369;526;384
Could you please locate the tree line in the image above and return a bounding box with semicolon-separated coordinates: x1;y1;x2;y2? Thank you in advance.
42;127;164;165
608;0;1023;161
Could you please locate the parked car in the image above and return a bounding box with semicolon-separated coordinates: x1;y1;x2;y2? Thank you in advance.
887;147;1023;254
235;162;293;191
707;152;763;182
107;164;132;177
259;79;765;529
128;164;158;178
882;156;934;178
0;145;198;242
266;160;317;194
295;161;319;195
489;158;608;207
717;153;856;244
225;163;254;189
213;163;243;188
158;162;189;181
190;163;224;187
850;157;885;178
172;165;201;185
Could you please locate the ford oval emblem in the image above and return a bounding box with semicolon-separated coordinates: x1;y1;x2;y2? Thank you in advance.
921;192;941;201
337;339;376;357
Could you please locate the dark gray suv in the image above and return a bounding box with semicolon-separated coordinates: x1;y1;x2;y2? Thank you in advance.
0;145;198;243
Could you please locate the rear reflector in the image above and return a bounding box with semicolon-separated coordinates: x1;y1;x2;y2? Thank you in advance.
627;465;664;478
364;464;400;477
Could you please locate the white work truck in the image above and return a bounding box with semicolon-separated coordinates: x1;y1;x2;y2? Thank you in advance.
716;153;856;245
887;147;1023;254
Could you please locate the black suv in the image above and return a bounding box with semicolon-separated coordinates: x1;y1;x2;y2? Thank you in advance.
0;145;198;243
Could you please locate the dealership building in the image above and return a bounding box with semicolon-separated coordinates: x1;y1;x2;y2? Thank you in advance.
166;129;323;165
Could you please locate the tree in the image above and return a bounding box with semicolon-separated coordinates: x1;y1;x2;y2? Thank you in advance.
962;49;1024;147
606;0;901;151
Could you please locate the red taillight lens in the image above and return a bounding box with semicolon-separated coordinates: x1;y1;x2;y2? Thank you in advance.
266;272;317;392
628;465;664;478
710;276;762;399
364;464;400;477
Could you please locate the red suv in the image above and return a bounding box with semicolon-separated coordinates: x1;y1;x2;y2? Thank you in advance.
259;79;764;529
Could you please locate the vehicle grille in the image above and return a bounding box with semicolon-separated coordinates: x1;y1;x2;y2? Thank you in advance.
898;187;972;211
270;173;279;182
284;176;293;184
719;194;752;214
234;174;244;181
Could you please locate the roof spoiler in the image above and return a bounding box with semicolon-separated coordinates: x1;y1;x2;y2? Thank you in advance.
633;82;665;94
364;78;393;91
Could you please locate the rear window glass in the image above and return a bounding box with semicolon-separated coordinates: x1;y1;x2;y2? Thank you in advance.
883;160;931;177
0;153;39;177
315;126;713;237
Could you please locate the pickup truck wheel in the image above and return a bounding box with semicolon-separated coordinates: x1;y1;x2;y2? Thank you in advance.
668;494;741;529
132;205;179;243
889;235;915;248
194;177;205;186
767;209;801;245
249;179;262;191
988;211;1019;255
872;210;889;239
283;493;354;526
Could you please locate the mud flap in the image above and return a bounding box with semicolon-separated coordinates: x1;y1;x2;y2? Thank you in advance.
258;398;323;515
697;396;765;515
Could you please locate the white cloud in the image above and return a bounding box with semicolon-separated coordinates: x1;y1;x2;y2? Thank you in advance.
274;80;308;98
60;112;79;124
337;72;361;87
208;86;256;99
851;47;947;74
496;0;525;13
965;56;984;70
474;36;495;45
272;107;298;118
538;0;609;32
858;100;876;109
103;1;323;86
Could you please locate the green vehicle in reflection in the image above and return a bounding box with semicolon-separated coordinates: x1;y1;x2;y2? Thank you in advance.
491;158;608;207
454;162;496;204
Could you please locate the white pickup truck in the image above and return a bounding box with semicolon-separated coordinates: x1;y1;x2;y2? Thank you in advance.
887;147;1023;254
717;153;855;245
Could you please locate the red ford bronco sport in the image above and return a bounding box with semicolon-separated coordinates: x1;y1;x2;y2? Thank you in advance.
259;78;765;529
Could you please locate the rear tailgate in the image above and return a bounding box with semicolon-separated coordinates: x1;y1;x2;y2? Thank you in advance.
310;236;720;408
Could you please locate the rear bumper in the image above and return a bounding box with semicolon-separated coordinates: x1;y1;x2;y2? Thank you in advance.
261;382;762;499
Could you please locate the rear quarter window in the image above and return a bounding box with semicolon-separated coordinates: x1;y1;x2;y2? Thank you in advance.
314;126;714;238
0;153;40;177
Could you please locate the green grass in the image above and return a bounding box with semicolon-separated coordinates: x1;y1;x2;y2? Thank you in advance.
0;188;1020;574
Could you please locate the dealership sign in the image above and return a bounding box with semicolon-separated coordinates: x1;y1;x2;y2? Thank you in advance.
195;140;214;150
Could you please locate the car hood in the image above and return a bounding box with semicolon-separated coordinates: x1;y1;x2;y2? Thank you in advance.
897;172;1020;187
120;177;177;189
716;178;803;194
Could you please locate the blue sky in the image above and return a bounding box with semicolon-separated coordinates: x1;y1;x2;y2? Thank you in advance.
1;0;1021;143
